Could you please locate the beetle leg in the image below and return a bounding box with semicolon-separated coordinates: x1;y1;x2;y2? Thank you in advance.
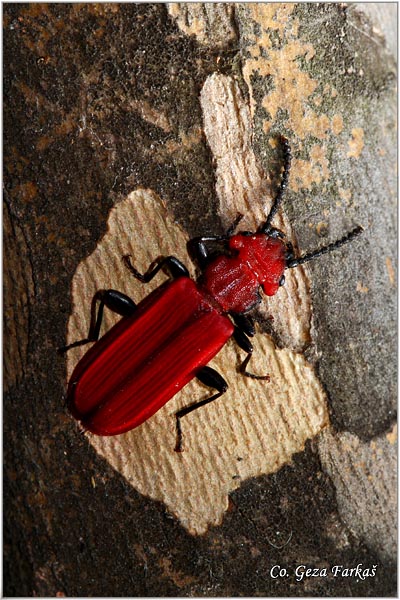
122;255;189;281
233;327;270;381
174;366;228;452
187;238;212;268
231;313;255;337
58;289;137;353
188;214;243;268
188;236;229;268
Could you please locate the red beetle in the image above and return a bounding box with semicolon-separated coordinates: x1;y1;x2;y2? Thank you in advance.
61;137;362;451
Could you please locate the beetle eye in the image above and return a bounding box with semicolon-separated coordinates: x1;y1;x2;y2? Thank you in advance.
268;228;284;239
279;274;285;286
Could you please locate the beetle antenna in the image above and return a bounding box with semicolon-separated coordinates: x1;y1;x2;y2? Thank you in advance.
260;136;291;234
287;226;363;268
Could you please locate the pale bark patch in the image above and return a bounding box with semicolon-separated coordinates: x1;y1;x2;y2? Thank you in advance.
66;187;328;535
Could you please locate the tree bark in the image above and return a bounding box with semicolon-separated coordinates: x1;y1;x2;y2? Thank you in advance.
4;3;396;596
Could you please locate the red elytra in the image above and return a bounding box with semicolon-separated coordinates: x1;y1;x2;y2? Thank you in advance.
68;278;234;436
63;136;362;449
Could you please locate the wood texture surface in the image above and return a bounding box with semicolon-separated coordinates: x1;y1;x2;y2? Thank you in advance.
66;188;328;535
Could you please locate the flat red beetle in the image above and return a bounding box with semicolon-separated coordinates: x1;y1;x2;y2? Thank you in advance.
61;137;362;451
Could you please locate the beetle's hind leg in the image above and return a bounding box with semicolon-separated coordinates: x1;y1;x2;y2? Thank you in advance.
174;366;228;452
58;290;137;353
233;327;270;381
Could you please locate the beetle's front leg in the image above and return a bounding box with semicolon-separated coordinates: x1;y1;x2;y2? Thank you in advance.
122;255;189;282
175;366;228;452
58;289;137;353
233;327;270;381
187;236;224;269
188;214;244;268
